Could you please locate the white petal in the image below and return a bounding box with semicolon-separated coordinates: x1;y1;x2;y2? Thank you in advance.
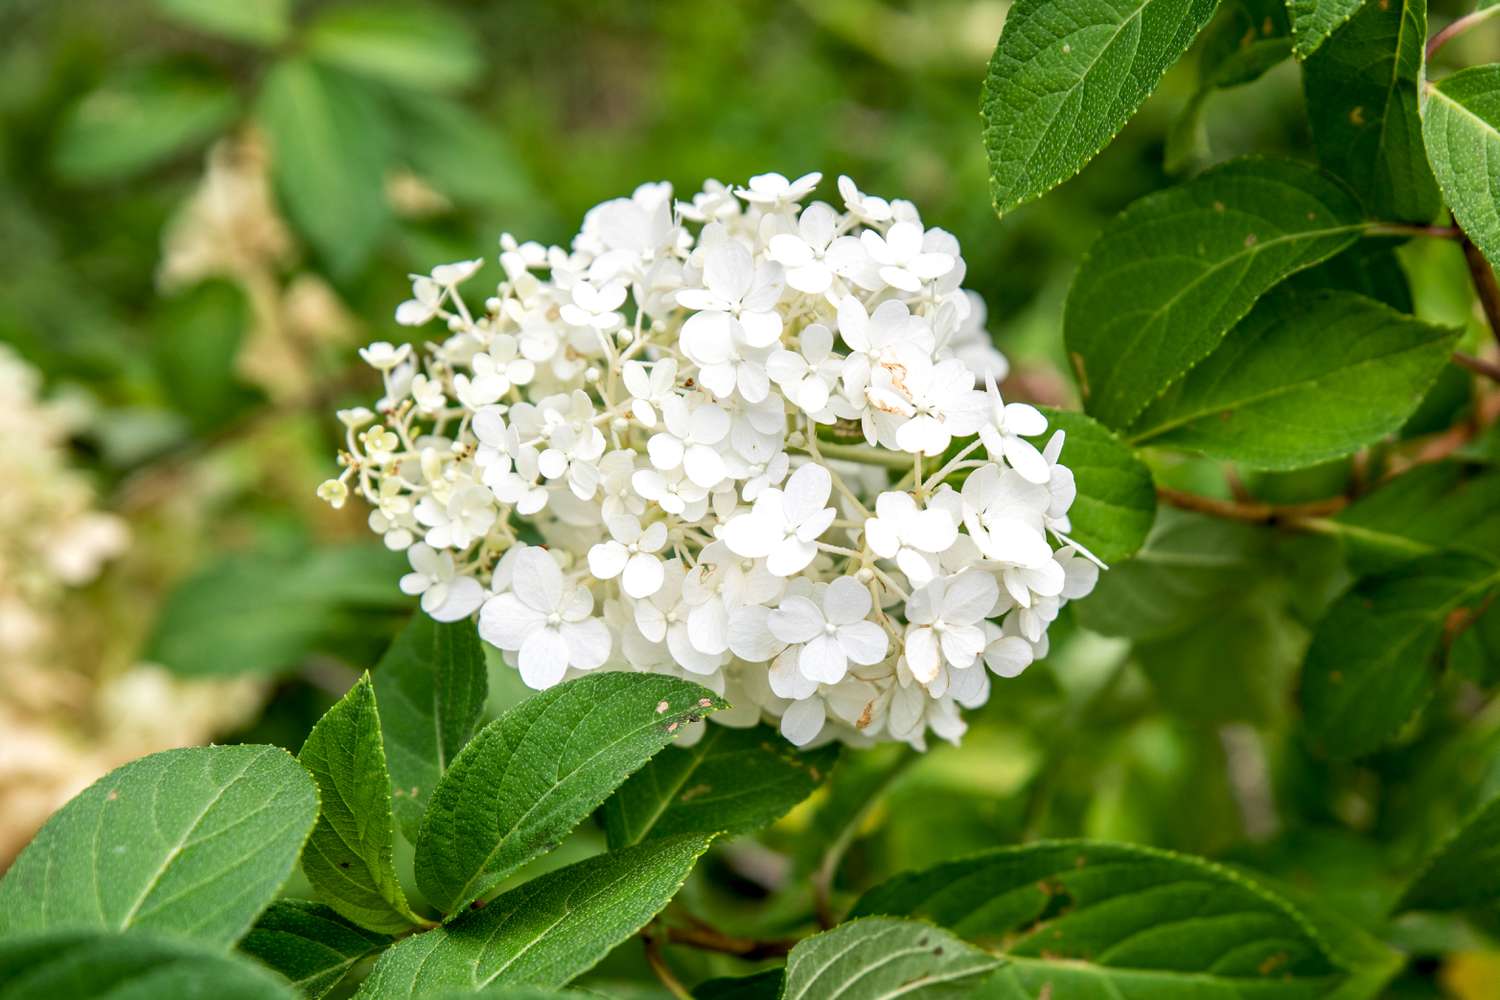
687;599;730;655
768;596;825;644
728;605;782;661
478;594;546;651
1004;436;1052;484
511;547;563;613
799;634;848;685
683;445;727;488
766;536;816;577
908;508;958;553
905;627;941;683
779;698;826;746
940;624;986;669
822;576;872;625
561;618;612;669
837;620;889;666
769;647;818;700
648;433;686;471
984;636;1034;678
781;463;832;524
1004;402;1048;436
428;576;485;622
622;552;666;599
588;540;629;580
722;510;775;559
943;571;999;626
518;628;569;688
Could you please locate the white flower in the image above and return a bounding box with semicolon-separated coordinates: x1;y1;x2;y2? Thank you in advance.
414;484;495;550
479;547;611;688
904;571;998;684
622;358;678;428
859;221;954;292
454;336;534;408
359;341;412;370
890;357;987;456
960;464;1053;567
979;376;1050;484
648;395;732;489
633;560;723;675
766;202;838;294
863;491;958;587
587;515;669;598
838;175;893;224
735;171;822;207
767;578;889;684
632;466;709;519
560;279;628;332
317;479;348;509
400;543;485;622
766;323;841;416
721;463;835;577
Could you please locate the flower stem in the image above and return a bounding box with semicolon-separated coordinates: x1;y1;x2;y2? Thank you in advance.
1428;3;1500;59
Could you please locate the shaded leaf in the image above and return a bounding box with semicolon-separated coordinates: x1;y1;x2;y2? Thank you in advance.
151;280;259;434
1129;288;1458;468
154;0;291;46
0;746;317;946
1064;157;1364;429
1422;66;1500;272
1397;791;1500;912
602;723;837;849
373;614;488;843
1300;551;1500;758
981;0;1220;214
306;5;482;94
239;901;389;999
299;675;424;933
1040;408;1156;565
781;917;1002;1000
1323;461;1500;575
692;970;785;999
415;673;725;915
0;930;295;999
359;835;714;996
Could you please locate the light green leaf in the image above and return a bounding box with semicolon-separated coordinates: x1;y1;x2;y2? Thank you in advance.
415;673;726;915
306;5;482;94
1040;408;1156;564
53;67;237;182
602;724;837;849
1304;0;1439;221
238;901;389;999
852;840;1348;998
359;835;714;996
1422;65;1500;272
1397;791;1500;911
147;543;410;677
1321;461;1500;575
1129;288;1458;468
0;930;296;1000
1074;510;1269;639
1064;157;1364;429
781;917;1002;1000
373;614;488;843
1288;0;1367;57
154;0;291;46
0;745;318;946
982;0;1221;213
256;58;391;277
1301;551;1500;758
298;675;424;934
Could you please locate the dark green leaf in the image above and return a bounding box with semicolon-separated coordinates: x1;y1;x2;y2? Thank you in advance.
147;543;410;677
0;930;295;1000
981;0;1220;214
1324;461;1500;574
238;901;389;999
256;58;391;278
692;970;785;999
0;745;318;946
1422;66;1500;272
1040;408;1156;564
1301;551;1500;757
154;0;291;46
306;5;482;93
1288;0;1367;57
853;840;1347;997
1285;238;1413;311
602;723;837;849
1064;157;1364;429
359;835;714;996
1397;791;1500;911
415;673;726;915
151;280;259;434
1304;0;1439;221
1129;288;1459;468
53;66;237;182
373;614;488;842
392;96;541;212
299;675;424;933
781;917;1002;999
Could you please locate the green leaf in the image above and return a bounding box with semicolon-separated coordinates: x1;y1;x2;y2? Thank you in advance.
256;58;391;278
1040;408;1156;564
151;280;259;434
391;95;541;212
1303;0;1439;221
852;840;1347;997
1128;288;1458;468
415;673;726;915
359;834;714;996
781;917;1002;999
1286;238;1413;311
154;0;291;46
0;745;318;946
981;0;1221;214
693;971;785;999
1422;66;1500;273
602;724;838;849
1397;791;1500;911
238;901;389;999
1064;157;1364;429
298;675;424;934
306;5;482;94
0;930;296;999
1288;0;1367;57
1300;551;1500;758
1075;510;1269;639
52;66;237;182
147;543;410;677
1323;461;1500;575
373;614;488;843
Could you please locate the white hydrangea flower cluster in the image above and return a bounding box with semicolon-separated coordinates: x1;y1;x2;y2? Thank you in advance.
321;173;1102;750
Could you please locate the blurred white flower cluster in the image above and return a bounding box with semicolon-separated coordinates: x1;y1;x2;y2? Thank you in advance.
323;173;1101;749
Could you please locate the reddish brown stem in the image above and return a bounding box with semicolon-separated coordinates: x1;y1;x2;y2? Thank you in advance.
1155;487;1348;524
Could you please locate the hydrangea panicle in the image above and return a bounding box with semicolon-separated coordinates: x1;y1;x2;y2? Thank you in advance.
322;172;1101;750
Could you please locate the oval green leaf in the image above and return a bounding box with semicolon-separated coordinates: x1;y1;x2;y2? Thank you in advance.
1397;791;1500;912
305;4;482;93
1422;66;1500;273
238;901;390;999
0;930;296;1000
782;917;1002;999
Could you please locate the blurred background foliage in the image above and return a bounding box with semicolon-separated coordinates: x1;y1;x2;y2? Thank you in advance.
3;0;1500;995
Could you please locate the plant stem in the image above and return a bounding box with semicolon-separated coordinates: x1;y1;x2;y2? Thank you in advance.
663;923;798;959
1461;236;1500;349
642;930;692;1000
1454;351;1500;383
1155;486;1348;523
1428;3;1500;59
1364;222;1461;240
